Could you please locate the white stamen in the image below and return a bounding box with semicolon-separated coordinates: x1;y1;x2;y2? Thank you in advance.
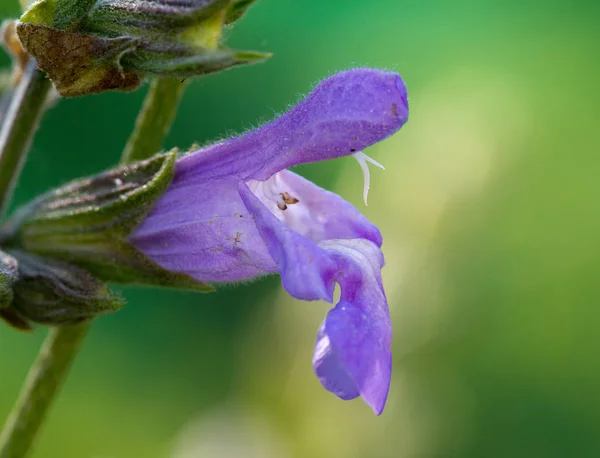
265;173;281;199
352;151;385;206
254;173;291;209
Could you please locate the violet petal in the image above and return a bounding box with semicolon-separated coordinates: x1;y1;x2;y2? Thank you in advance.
131;178;277;282
175;69;408;182
239;183;392;414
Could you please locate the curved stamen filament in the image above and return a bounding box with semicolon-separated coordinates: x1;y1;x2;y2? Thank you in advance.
352;151;385;206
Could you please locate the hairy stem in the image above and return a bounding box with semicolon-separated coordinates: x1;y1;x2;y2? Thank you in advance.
0;61;51;218
0;76;186;458
0;323;90;458
121;77;187;164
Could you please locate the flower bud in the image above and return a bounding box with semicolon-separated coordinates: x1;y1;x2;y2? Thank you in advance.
0;250;18;308
6;250;125;327
0;251;30;330
16;0;269;96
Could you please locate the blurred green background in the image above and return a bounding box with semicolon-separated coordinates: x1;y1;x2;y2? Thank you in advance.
1;0;600;457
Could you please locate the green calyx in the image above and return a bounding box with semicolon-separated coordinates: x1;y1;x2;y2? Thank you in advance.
3;152;213;292
0;248;123;330
225;0;258;24
6;250;125;329
0;250;18;307
16;0;269;96
16;23;141;97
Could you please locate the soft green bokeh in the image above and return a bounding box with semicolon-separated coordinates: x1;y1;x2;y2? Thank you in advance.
1;0;599;457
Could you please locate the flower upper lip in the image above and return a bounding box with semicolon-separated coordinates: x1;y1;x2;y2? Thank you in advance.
174;68;408;183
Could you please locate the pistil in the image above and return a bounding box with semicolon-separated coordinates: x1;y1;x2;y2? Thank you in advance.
352;151;385;206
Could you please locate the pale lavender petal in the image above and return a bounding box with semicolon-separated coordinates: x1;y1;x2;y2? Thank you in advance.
315;239;391;416
313;323;360;400
238;182;337;301
130;178;277;282
176;69;408;182
248;170;382;246
239;183;392;414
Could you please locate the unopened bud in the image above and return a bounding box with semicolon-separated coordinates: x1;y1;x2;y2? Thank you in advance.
7;250;125;326
0;250;18;307
16;0;269;96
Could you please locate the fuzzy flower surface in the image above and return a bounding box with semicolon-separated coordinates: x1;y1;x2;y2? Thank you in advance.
130;69;409;414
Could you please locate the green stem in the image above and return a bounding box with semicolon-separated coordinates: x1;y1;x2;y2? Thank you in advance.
0;76;187;458
0;323;90;458
0;61;51;218
121;77;187;164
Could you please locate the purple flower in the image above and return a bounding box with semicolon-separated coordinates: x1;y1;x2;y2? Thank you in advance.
130;69;409;414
